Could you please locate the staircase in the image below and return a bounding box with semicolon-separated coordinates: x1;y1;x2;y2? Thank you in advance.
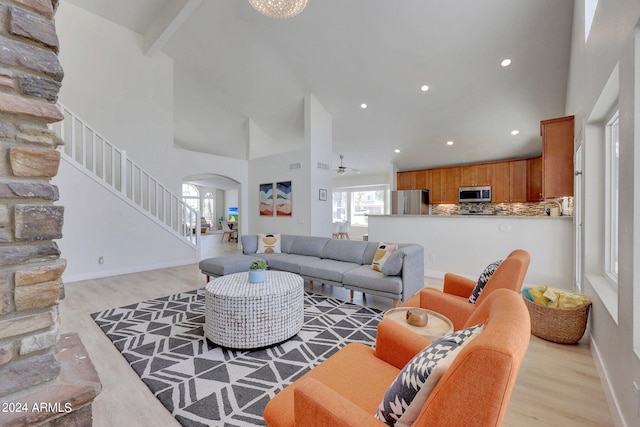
50;103;200;249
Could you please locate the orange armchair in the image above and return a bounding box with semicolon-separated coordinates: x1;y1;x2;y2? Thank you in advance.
402;249;530;330
263;289;531;427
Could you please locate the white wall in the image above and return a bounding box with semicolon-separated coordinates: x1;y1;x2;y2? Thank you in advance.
54;1;249;281
368;215;573;287
565;1;640;425
55;159;196;282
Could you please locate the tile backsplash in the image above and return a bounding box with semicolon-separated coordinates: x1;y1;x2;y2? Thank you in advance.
430;200;573;216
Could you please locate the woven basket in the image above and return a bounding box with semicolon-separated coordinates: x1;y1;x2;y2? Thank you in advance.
523;295;591;344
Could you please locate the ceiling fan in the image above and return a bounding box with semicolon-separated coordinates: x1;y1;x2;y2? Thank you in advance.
334;154;361;175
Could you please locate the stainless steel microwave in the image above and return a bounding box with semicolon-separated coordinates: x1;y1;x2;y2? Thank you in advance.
459;186;491;203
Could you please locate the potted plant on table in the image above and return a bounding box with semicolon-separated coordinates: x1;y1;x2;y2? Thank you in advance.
248;260;268;283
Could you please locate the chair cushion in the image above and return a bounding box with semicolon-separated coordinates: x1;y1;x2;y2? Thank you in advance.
290;236;330;257
321;239;369;264
199;254;263;276
375;324;484;427
371;243;397;272
468;260;503;304
343;265;403;295
300;259;360;283
257;233;281;253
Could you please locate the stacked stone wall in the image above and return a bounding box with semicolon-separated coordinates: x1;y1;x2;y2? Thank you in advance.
0;1;101;425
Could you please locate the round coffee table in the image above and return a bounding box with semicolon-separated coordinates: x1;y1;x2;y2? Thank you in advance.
204;271;304;349
383;307;454;340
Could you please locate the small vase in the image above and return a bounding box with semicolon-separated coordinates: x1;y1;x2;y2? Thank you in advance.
248;269;266;283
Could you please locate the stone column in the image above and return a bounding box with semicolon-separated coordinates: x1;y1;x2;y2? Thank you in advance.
0;0;101;425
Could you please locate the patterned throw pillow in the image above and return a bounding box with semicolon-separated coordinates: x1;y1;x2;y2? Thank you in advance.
372;243;397;272
468;260;503;304
375;324;484;426
256;233;281;254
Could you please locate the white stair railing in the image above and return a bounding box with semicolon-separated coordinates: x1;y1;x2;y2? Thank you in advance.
50;103;199;248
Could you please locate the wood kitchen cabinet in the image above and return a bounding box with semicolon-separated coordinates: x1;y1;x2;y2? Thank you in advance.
415;169;431;190
459;163;492;187
509;159;528;203
397;171;416;190
541;115;574;198
527;156;543;202
430;167;459;204
491;160;527;203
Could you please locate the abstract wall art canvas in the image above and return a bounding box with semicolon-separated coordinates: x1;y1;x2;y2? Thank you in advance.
259;183;274;216
276;181;292;216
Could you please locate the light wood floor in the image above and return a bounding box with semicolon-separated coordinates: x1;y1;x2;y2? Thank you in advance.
59;239;613;427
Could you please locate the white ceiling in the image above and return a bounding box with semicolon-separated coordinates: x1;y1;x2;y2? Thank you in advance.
65;0;575;176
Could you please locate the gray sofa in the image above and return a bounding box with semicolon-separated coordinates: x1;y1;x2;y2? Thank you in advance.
198;234;424;307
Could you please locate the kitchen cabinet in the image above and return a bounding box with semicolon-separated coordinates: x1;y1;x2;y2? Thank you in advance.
491;160;527;203
431;167;459;204
509;159;528;203
459;163;492;187
541;116;574;198
527;156;543;202
397;171;416;190
491;163;509;203
415;169;431;190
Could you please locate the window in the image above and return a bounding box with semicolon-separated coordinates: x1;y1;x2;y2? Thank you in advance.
585;0;598;42
605;111;619;282
332;185;388;227
182;183;199;212
203;192;215;225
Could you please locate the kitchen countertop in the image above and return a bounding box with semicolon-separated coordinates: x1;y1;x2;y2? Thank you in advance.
368;214;573;220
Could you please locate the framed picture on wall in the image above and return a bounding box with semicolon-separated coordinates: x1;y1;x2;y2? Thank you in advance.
259;183;274;216
276;181;292;216
319;188;327;201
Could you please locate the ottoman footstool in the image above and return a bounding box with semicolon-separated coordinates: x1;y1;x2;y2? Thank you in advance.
199;254;264;281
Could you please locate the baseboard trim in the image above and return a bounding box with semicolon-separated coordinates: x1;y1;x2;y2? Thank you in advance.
591;337;626;427
62;258;196;283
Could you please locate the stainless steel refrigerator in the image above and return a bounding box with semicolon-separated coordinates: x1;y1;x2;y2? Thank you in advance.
391;190;430;215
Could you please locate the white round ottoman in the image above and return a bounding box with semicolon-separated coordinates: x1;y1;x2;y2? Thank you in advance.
204;271;304;349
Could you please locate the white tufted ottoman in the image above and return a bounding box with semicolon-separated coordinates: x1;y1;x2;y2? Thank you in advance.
204;271;304;349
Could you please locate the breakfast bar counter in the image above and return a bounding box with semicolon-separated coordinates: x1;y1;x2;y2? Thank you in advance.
368;214;573;288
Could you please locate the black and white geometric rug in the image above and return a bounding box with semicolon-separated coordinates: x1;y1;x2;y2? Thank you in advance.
91;289;383;426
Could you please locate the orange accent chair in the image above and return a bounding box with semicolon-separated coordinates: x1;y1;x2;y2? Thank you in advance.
263;288;531;427
402;249;530;330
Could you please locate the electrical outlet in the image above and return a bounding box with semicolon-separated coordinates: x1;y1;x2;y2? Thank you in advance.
98;256;104;265
634;381;640;416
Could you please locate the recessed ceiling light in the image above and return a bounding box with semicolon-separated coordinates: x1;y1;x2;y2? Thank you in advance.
394;149;401;153
360;103;367;109
511;130;520;135
446;141;454;146
501;59;512;67
420;85;429;92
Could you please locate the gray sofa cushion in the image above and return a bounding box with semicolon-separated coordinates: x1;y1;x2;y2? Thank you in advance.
290;236;330;257
300;259;361;283
381;249;405;276
199;254;262;276
242;235;258;254
280;234;297;253
363;241;382;265
343;265;403;295
257;253;319;274
321;239;369;264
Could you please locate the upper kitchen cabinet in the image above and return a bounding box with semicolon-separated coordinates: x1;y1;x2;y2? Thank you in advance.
491;160;527;203
527;156;543;202
415;169;431;190
431;167;459;204
459;163;492;187
397;171;416;190
541;116;574;199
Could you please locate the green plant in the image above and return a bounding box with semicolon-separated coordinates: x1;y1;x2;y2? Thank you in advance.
249;260;267;270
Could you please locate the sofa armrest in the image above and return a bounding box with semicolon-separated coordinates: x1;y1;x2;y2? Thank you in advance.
374;318;431;369
398;244;425;302
294;378;388;427
420;288;475;330
442;273;476;298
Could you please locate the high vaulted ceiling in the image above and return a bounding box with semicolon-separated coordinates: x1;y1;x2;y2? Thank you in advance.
65;0;575;176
